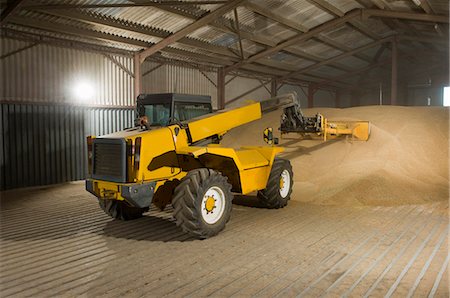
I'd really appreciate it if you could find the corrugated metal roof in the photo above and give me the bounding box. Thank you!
[1,0,447,90]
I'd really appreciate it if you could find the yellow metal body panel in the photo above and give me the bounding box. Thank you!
[187,102,262,143]
[135,128,180,181]
[174,145,283,194]
[239,167,273,194]
[235,150,268,169]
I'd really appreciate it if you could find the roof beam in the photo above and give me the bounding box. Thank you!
[25,1,229,9]
[8,16,236,67]
[307,0,380,40]
[0,0,27,26]
[362,9,449,23]
[1,27,135,57]
[245,2,372,63]
[224,9,362,72]
[366,1,438,54]
[9,16,149,47]
[15,11,320,76]
[150,3,355,73]
[145,3,277,46]
[0,41,38,59]
[399,34,449,46]
[36,9,237,58]
[415,0,445,36]
[138,0,245,62]
[312,58,391,88]
[314,34,372,63]
[279,36,393,81]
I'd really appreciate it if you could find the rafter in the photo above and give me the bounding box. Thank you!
[24,1,229,10]
[1,27,135,57]
[280,36,393,81]
[0,0,27,26]
[35,9,237,58]
[360,1,434,55]
[312,58,391,88]
[232,8,245,59]
[8,16,237,68]
[362,9,449,23]
[103,54,134,78]
[152,2,363,74]
[415,0,446,36]
[224,9,361,73]
[0,41,38,59]
[149,4,276,46]
[138,0,245,62]
[399,35,449,46]
[307,0,380,40]
[245,2,372,63]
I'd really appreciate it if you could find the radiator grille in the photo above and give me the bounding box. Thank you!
[93,140,126,182]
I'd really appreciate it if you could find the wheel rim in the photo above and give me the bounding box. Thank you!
[201,186,226,224]
[279,169,291,198]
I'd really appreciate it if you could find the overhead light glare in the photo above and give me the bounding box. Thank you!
[72,80,95,101]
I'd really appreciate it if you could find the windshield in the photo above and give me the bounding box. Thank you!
[144,104,170,126]
[174,103,211,122]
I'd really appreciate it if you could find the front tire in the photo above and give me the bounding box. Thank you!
[98,199,147,220]
[172,169,233,239]
[257,158,293,209]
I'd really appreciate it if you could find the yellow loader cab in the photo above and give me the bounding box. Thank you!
[86,93,293,239]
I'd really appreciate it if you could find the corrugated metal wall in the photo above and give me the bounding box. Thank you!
[1,38,135,106]
[141,62,218,108]
[0,103,134,190]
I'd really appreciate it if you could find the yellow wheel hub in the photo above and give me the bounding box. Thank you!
[280,176,285,190]
[205,196,216,213]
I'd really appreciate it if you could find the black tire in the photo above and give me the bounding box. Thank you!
[257,158,293,209]
[172,168,233,239]
[98,199,148,220]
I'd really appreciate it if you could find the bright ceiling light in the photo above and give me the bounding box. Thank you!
[72,80,95,101]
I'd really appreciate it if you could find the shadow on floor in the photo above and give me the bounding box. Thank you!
[233,195,266,208]
[100,212,196,243]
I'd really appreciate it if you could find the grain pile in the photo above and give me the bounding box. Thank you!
[222,105,449,206]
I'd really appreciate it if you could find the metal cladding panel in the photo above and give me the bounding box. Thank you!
[167,64,218,109]
[1,38,135,106]
[142,63,218,109]
[0,103,134,190]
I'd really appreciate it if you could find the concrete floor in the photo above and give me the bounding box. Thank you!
[0,182,448,297]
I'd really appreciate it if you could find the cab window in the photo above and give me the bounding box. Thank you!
[144,104,170,126]
[174,103,211,122]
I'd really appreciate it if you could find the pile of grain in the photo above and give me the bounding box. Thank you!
[222,105,449,206]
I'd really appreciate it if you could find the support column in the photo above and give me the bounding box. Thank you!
[217,68,226,110]
[134,53,142,102]
[271,79,277,98]
[308,85,316,108]
[390,38,398,105]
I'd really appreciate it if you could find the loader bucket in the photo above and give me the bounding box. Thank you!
[324,120,370,141]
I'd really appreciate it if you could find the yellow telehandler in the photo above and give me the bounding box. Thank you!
[86,93,294,239]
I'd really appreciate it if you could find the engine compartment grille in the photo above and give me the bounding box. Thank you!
[92,139,127,183]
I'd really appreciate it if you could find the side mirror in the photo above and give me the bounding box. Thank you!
[263,127,274,145]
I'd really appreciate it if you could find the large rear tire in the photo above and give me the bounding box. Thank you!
[172,168,233,239]
[257,158,293,209]
[98,199,148,220]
